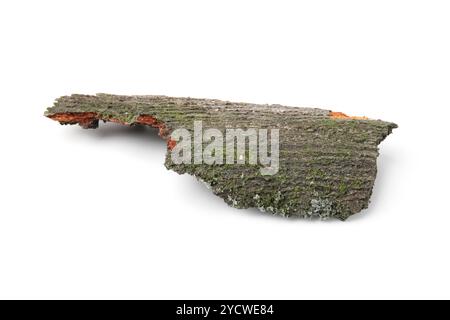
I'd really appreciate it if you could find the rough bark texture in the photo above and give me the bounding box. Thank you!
[45,94,397,220]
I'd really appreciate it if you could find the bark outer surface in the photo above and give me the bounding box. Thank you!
[45,94,397,220]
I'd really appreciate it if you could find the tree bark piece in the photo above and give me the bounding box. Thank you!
[45,94,397,220]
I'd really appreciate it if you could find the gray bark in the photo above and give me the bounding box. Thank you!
[45,94,397,220]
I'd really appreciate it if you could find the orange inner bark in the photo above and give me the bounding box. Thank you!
[329,111,368,120]
[48,112,176,149]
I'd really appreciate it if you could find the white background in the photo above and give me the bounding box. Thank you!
[0,0,449,299]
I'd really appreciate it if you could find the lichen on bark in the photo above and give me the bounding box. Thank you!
[45,93,397,220]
